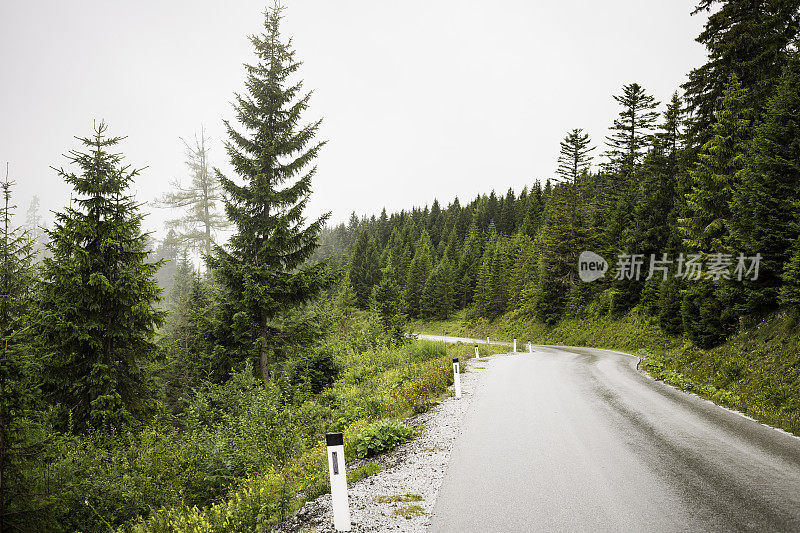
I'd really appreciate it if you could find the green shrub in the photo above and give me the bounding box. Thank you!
[352,419,415,458]
[288,349,341,396]
[681,281,737,348]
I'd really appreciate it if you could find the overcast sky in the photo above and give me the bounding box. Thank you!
[0,1,708,240]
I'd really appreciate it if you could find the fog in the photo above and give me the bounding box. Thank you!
[0,0,707,239]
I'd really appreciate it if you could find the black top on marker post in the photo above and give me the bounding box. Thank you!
[452,357,459,363]
[326,432,343,446]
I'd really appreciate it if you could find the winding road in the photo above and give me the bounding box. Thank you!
[417,336,800,532]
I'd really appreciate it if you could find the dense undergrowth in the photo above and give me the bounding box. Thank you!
[122,334,475,532]
[24,307,475,533]
[413,308,800,436]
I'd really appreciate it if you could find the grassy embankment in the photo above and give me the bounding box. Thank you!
[413,309,800,436]
[123,338,481,532]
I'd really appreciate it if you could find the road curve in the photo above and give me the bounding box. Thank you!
[417,337,800,532]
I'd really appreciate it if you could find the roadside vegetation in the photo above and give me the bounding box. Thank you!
[0,4,475,531]
[4,0,800,531]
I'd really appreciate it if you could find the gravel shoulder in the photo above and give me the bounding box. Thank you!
[272,353,497,532]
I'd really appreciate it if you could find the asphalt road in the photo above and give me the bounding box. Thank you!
[419,339,800,532]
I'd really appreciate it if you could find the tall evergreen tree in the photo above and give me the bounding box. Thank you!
[349,230,381,308]
[370,263,406,342]
[620,97,685,311]
[555,128,594,259]
[680,75,750,253]
[604,83,660,175]
[36,123,164,431]
[556,128,594,185]
[404,231,433,319]
[602,83,660,252]
[455,222,483,308]
[422,257,455,320]
[208,5,330,383]
[533,184,585,323]
[683,0,800,144]
[0,174,37,530]
[155,127,230,258]
[733,54,800,310]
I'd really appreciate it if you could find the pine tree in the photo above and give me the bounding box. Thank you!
[455,222,483,308]
[602,84,660,253]
[36,123,164,431]
[371,263,407,342]
[683,0,800,144]
[604,83,660,175]
[349,230,381,308]
[24,195,46,260]
[620,98,685,311]
[153,229,182,294]
[404,232,433,318]
[0,173,37,530]
[556,129,594,185]
[534,184,585,323]
[498,188,517,235]
[422,257,455,320]
[732,54,800,310]
[555,128,594,262]
[155,127,230,258]
[207,5,330,383]
[680,75,750,253]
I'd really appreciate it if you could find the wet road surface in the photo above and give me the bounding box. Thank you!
[419,340,800,532]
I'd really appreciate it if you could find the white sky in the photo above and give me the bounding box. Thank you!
[0,1,708,240]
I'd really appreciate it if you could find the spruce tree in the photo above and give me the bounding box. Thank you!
[604,83,660,175]
[207,5,330,383]
[422,258,455,320]
[455,221,483,308]
[349,230,381,308]
[371,264,407,342]
[36,123,164,431]
[0,174,37,530]
[556,129,594,185]
[534,184,584,323]
[602,83,660,252]
[555,128,594,265]
[683,0,800,144]
[732,54,800,310]
[620,99,685,312]
[155,128,230,258]
[404,232,433,318]
[680,75,750,253]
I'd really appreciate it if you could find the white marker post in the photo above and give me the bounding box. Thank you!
[326,432,351,532]
[513,338,517,353]
[474,344,480,359]
[453,357,461,398]
[487,336,490,345]
[528,342,533,353]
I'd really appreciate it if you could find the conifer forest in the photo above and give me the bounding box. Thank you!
[1,1,800,531]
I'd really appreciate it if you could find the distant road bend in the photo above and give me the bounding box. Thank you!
[417,335,800,532]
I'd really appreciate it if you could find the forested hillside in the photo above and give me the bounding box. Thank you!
[0,5,480,532]
[327,1,800,350]
[1,0,799,531]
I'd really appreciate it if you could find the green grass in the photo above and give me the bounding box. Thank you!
[374,493,423,503]
[392,504,426,519]
[413,308,800,436]
[347,462,382,484]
